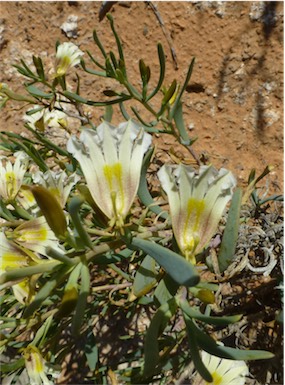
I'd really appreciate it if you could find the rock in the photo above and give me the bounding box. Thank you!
[249,2,265,22]
[262,81,277,94]
[61,15,79,38]
[214,2,226,18]
[249,2,278,25]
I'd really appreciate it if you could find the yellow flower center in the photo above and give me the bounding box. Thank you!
[206,371,223,385]
[17,227,48,243]
[5,171,17,200]
[2,253,28,270]
[103,163,125,216]
[57,55,71,76]
[24,345,45,374]
[182,198,205,261]
[33,351,44,373]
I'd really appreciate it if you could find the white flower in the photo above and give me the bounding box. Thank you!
[17,185,39,213]
[67,120,152,228]
[0,151,29,202]
[55,41,84,77]
[0,231,38,303]
[23,345,59,385]
[158,164,236,264]
[33,170,80,207]
[6,216,62,257]
[17,169,79,213]
[197,351,249,385]
[24,106,67,131]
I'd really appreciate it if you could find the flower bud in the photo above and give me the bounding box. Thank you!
[30,185,67,239]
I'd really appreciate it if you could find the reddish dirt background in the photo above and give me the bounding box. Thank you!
[0,1,283,192]
[0,3,283,384]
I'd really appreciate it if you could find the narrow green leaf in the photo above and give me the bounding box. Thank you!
[25,125,70,157]
[20,59,36,76]
[147,43,165,101]
[46,247,77,266]
[93,30,107,59]
[195,281,220,291]
[26,85,53,99]
[105,56,116,77]
[68,196,94,250]
[218,188,242,272]
[32,56,45,80]
[179,299,242,326]
[259,194,283,205]
[57,264,81,318]
[130,107,154,128]
[247,168,256,184]
[104,105,113,122]
[119,101,130,120]
[85,51,106,70]
[88,245,131,265]
[81,62,106,77]
[75,72,81,96]
[131,238,200,287]
[33,314,54,348]
[162,79,177,105]
[95,96,132,106]
[154,274,179,307]
[173,101,192,145]
[13,64,38,79]
[115,68,125,84]
[139,59,151,100]
[138,148,168,219]
[110,51,118,70]
[0,199,17,221]
[10,139,49,172]
[63,90,131,106]
[193,320,274,360]
[133,255,158,298]
[254,165,273,185]
[183,314,213,382]
[0,261,61,284]
[169,57,195,119]
[143,298,177,377]
[139,59,151,85]
[23,264,72,318]
[63,90,89,104]
[25,106,45,115]
[107,14,126,76]
[0,357,25,373]
[71,260,90,335]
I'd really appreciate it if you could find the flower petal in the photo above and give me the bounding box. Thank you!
[10,216,61,257]
[158,164,236,263]
[67,121,151,226]
[55,42,84,77]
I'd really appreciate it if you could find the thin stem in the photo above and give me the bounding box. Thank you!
[109,263,131,281]
[92,282,132,293]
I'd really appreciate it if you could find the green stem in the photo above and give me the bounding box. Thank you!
[86,239,124,263]
[11,202,33,220]
[109,263,131,281]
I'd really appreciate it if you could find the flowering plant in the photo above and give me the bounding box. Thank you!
[158,164,236,264]
[0,15,281,385]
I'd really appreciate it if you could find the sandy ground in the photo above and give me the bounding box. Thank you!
[0,1,283,193]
